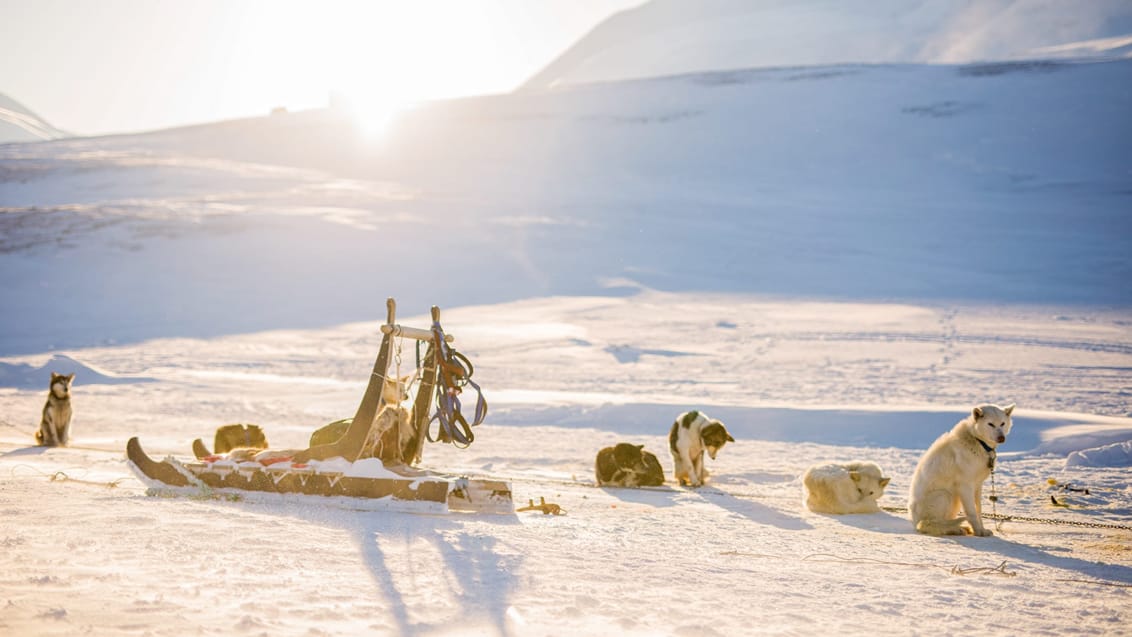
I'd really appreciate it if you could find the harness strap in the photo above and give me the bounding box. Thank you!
[426,319,488,448]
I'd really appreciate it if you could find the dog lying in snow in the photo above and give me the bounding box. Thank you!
[802,461,891,514]
[36,372,74,447]
[908,403,1014,536]
[212,423,268,455]
[669,410,734,487]
[192,425,278,462]
[594,443,665,487]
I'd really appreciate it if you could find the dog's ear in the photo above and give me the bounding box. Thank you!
[972,406,984,420]
[849,471,861,482]
[712,421,735,442]
[880,477,891,488]
[1004,403,1015,416]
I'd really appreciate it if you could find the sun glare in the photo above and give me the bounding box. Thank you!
[355,103,400,138]
[336,90,407,139]
[213,1,546,140]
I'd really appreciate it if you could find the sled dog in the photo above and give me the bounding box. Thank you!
[669,410,734,487]
[383,373,413,403]
[213,424,268,454]
[595,442,665,487]
[909,403,1015,536]
[802,461,890,514]
[308,404,412,461]
[308,373,412,449]
[36,372,74,447]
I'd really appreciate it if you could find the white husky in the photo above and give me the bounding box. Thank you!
[802,461,890,514]
[908,403,1014,536]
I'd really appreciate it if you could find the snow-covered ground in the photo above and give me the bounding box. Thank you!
[1,295,1131,636]
[2,25,1131,637]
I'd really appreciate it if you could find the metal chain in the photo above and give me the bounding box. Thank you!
[881,505,1132,531]
[982,513,1132,531]
[989,467,1005,532]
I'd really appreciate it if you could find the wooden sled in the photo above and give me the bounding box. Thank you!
[126,299,512,514]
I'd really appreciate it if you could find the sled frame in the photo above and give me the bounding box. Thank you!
[295,298,447,465]
[126,298,512,514]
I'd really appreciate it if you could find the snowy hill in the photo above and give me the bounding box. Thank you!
[522,0,1132,90]
[2,59,1129,354]
[0,93,67,143]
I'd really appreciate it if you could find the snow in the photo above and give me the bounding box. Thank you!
[0,93,67,143]
[522,0,1132,90]
[2,293,1130,635]
[1067,441,1132,468]
[2,11,1132,636]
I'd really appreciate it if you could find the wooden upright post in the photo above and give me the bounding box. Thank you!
[294,298,397,463]
[403,305,442,464]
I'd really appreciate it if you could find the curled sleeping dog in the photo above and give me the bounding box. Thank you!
[595,442,665,487]
[802,461,891,514]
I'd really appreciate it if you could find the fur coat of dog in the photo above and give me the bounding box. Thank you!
[908,403,1014,536]
[36,372,74,447]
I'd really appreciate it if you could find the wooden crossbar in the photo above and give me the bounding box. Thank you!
[380,324,453,343]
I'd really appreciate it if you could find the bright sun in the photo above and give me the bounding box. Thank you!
[335,89,406,139]
[225,1,528,139]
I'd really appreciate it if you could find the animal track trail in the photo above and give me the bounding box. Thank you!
[937,308,960,367]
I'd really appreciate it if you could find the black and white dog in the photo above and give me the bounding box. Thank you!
[668,410,734,487]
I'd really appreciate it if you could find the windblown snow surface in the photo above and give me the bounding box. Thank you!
[2,55,1132,637]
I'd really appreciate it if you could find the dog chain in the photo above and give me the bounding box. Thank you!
[880,504,1132,531]
[981,513,1132,531]
[989,467,1002,531]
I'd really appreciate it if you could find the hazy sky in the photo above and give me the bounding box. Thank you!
[1,0,645,136]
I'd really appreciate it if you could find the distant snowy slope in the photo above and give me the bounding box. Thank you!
[1,60,1130,353]
[522,0,1132,90]
[0,93,67,143]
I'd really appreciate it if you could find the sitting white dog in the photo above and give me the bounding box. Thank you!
[909,403,1014,536]
[802,461,891,514]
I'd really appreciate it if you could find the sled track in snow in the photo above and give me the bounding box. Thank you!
[791,331,1132,356]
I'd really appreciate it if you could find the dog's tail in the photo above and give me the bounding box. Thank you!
[914,517,968,536]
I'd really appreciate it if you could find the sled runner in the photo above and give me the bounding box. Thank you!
[126,299,511,514]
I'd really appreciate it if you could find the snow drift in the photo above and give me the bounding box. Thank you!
[1067,440,1132,467]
